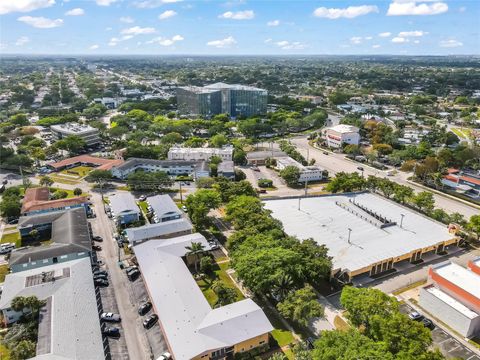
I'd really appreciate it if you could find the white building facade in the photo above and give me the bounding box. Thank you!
[322,125,360,148]
[168,146,234,162]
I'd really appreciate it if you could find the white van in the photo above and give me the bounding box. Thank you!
[0,243,15,254]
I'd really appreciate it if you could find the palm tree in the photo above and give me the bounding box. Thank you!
[273,274,294,301]
[39,176,54,187]
[185,242,205,273]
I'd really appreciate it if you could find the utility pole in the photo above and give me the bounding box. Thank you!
[179,181,183,204]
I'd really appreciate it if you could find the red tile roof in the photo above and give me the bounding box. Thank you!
[50,155,123,170]
[23,187,50,204]
[22,187,89,213]
[460,175,480,186]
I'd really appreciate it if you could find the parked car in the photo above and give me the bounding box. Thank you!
[357,166,364,172]
[158,352,172,360]
[92,236,103,242]
[252,167,260,172]
[138,301,152,316]
[143,314,158,329]
[139,195,146,201]
[102,326,120,337]
[93,270,108,277]
[208,241,219,251]
[422,317,434,329]
[100,312,121,322]
[94,279,109,287]
[408,311,424,321]
[128,269,140,282]
[0,243,15,254]
[181,205,187,212]
[323,151,329,155]
[92,245,102,251]
[94,274,108,281]
[2,179,7,184]
[125,266,138,274]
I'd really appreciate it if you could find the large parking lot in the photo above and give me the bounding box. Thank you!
[399,303,480,360]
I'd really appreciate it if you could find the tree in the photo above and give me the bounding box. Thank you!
[10,113,29,126]
[0,196,21,218]
[73,188,82,196]
[39,176,54,187]
[277,285,324,327]
[392,184,414,204]
[340,287,399,330]
[55,135,86,155]
[51,190,68,200]
[185,189,221,230]
[268,353,287,360]
[161,132,183,145]
[258,178,273,188]
[273,273,294,301]
[225,195,264,229]
[467,215,480,240]
[210,134,228,148]
[412,191,435,214]
[185,241,205,273]
[344,144,360,155]
[10,295,44,320]
[280,165,300,187]
[326,172,366,193]
[86,169,113,183]
[211,280,237,306]
[200,256,213,273]
[127,170,173,190]
[10,340,36,360]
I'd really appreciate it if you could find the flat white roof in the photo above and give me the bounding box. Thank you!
[0,258,104,360]
[327,124,359,134]
[109,192,139,215]
[433,262,480,301]
[125,218,193,243]
[263,193,453,273]
[135,234,273,360]
[425,285,479,319]
[168,146,233,155]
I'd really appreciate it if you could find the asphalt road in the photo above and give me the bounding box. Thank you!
[290,136,479,218]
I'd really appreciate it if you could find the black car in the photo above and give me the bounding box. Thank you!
[102,326,120,337]
[127,269,140,282]
[138,302,152,316]
[94,279,109,287]
[92,236,103,242]
[143,314,158,329]
[125,266,138,274]
[422,318,434,329]
[93,270,108,277]
[92,245,102,251]
[94,274,108,280]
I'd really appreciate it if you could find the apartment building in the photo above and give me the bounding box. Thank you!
[167,146,234,162]
[50,122,100,147]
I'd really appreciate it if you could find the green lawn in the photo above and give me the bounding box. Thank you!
[138,201,149,214]
[49,187,80,198]
[196,260,245,307]
[1,231,21,248]
[48,175,80,185]
[60,166,93,179]
[0,265,9,283]
[0,341,10,360]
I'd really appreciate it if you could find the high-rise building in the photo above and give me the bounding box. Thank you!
[177,82,267,117]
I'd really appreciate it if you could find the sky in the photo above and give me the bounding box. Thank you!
[0,0,478,55]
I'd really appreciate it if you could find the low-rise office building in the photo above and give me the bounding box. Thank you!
[111,158,209,180]
[21,187,89,216]
[168,146,234,162]
[124,218,193,246]
[246,150,287,166]
[146,194,182,223]
[13,208,92,272]
[275,157,327,183]
[135,233,273,359]
[322,124,360,148]
[420,260,480,338]
[50,123,101,147]
[109,192,140,225]
[217,160,235,180]
[264,192,458,283]
[0,257,105,359]
[49,154,124,172]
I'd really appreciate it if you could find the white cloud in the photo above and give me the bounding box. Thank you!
[108,37,120,46]
[105,27,113,31]
[267,20,280,26]
[379,32,392,37]
[122,35,134,40]
[133,0,182,8]
[313,5,378,19]
[392,36,408,43]
[96,0,117,6]
[158,10,177,20]
[387,1,448,16]
[65,8,84,16]
[121,26,156,35]
[219,10,254,20]
[264,38,272,43]
[372,44,381,48]
[413,40,420,44]
[120,16,134,23]
[275,40,306,50]
[15,36,30,46]
[147,34,184,46]
[0,0,55,15]
[89,44,99,50]
[207,36,236,48]
[350,36,363,45]
[439,39,463,48]
[18,16,63,28]
[365,36,373,40]
[459,6,466,13]
[398,30,427,37]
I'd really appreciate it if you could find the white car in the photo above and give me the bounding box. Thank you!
[157,352,172,360]
[0,243,15,254]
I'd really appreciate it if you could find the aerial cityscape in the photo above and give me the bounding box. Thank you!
[0,0,480,359]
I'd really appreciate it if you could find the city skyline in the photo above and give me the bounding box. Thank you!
[1,0,478,56]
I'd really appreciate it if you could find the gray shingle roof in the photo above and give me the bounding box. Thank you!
[109,192,139,215]
[125,218,192,243]
[147,195,181,219]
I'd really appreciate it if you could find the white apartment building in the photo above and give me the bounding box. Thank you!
[50,122,100,147]
[275,156,326,183]
[322,124,360,148]
[168,146,234,162]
